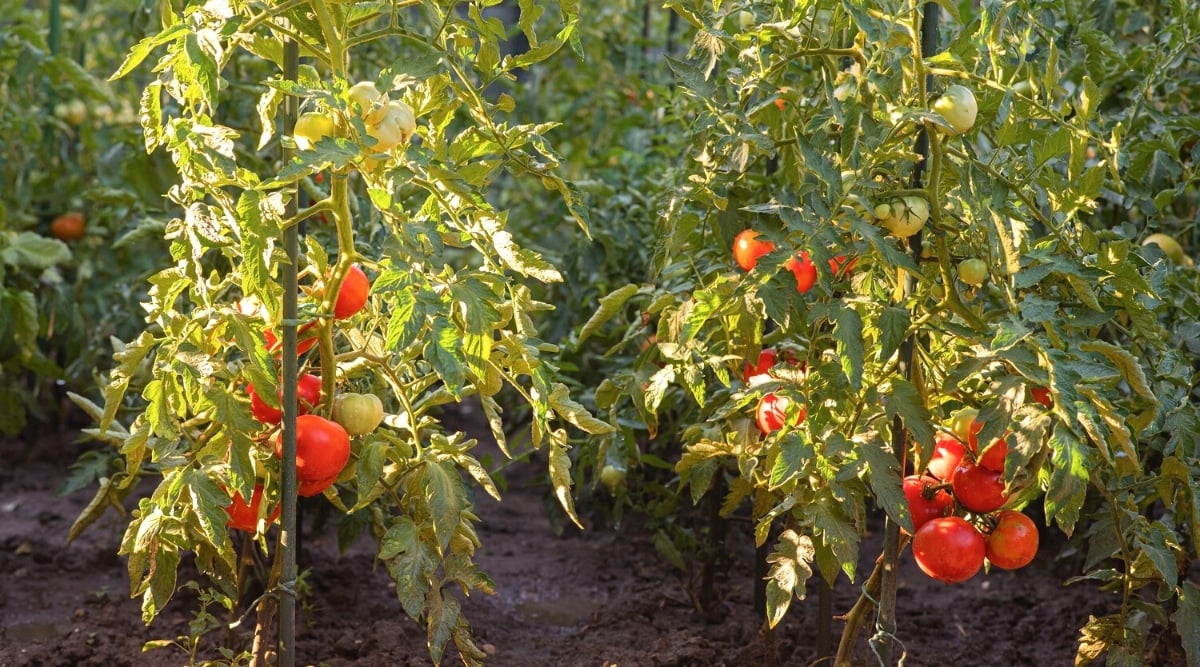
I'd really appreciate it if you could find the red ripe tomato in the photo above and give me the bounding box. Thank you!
[247,374,322,425]
[333,265,370,319]
[926,432,966,481]
[903,475,954,532]
[298,474,339,498]
[1030,386,1052,409]
[732,229,776,271]
[743,348,778,383]
[985,510,1039,570]
[225,484,280,532]
[785,252,817,294]
[756,393,805,434]
[264,321,319,356]
[829,254,857,278]
[239,296,318,356]
[957,414,1008,472]
[975,436,1009,472]
[951,461,1009,513]
[912,516,986,584]
[50,212,86,241]
[274,414,351,485]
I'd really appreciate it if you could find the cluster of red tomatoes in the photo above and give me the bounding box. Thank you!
[905,409,1044,584]
[743,339,1046,585]
[225,265,374,532]
[732,229,856,295]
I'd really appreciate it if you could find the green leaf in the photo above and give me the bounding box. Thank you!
[876,306,909,363]
[1171,581,1200,667]
[1076,615,1122,666]
[764,529,815,629]
[578,284,639,345]
[67,476,117,544]
[548,429,582,528]
[110,24,186,80]
[426,587,461,666]
[0,232,71,269]
[420,461,464,553]
[386,286,424,352]
[1045,424,1090,536]
[1079,341,1158,407]
[884,378,934,451]
[810,491,859,582]
[380,516,437,619]
[665,54,715,97]
[352,438,388,510]
[859,436,910,533]
[549,383,614,435]
[831,306,864,389]
[1133,522,1180,591]
[769,433,812,489]
[490,228,562,283]
[425,317,466,398]
[101,333,155,434]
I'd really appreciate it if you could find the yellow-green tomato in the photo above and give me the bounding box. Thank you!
[950,408,979,444]
[54,99,88,126]
[933,84,978,135]
[957,258,988,286]
[348,81,388,124]
[364,100,415,152]
[332,392,384,436]
[880,196,929,238]
[1142,233,1185,264]
[294,111,337,150]
[599,464,626,491]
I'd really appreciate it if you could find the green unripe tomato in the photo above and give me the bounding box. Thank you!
[332,392,385,436]
[933,84,978,135]
[599,464,626,491]
[957,258,988,286]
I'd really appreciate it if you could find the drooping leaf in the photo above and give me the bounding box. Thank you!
[764,529,815,628]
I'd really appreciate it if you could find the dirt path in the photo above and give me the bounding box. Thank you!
[1,411,1127,666]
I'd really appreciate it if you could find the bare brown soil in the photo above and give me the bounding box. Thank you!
[0,408,1156,667]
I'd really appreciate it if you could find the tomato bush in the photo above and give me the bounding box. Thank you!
[573,0,1200,661]
[66,1,611,663]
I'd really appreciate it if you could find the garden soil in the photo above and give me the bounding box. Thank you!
[0,404,1170,667]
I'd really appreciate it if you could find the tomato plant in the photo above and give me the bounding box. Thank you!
[66,1,610,663]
